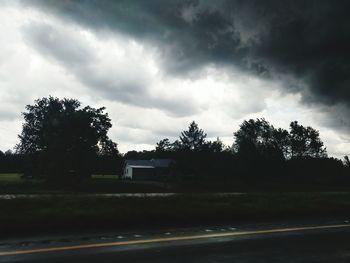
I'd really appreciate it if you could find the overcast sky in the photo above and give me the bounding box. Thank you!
[0,0,349,158]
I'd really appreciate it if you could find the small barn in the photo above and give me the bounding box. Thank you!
[123,159,174,180]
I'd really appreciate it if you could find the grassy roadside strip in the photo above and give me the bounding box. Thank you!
[1,192,350,237]
[2,173,350,194]
[0,174,170,194]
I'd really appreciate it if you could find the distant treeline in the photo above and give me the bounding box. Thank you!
[124,120,350,183]
[0,97,349,186]
[2,118,348,184]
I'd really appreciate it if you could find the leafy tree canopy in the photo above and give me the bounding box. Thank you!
[289,121,327,158]
[155,138,173,153]
[344,156,350,167]
[234,118,327,161]
[233,118,285,161]
[201,137,226,153]
[16,97,117,180]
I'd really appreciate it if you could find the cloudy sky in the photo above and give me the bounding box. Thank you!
[0,0,349,158]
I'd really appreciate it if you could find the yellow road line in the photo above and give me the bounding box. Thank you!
[1,224,349,256]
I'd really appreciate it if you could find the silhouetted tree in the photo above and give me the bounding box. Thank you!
[272,128,291,159]
[0,151,4,173]
[4,150,13,155]
[344,156,350,167]
[16,97,117,181]
[203,137,225,153]
[124,150,156,160]
[98,138,119,156]
[171,139,183,152]
[0,150,27,174]
[155,138,173,153]
[233,118,284,161]
[179,121,207,151]
[289,121,327,158]
[95,138,121,175]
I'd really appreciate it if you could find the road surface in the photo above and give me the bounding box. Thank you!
[1,222,350,262]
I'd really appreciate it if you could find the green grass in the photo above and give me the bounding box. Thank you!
[0,173,22,183]
[2,173,350,194]
[0,173,169,194]
[0,173,119,183]
[1,192,350,237]
[91,174,119,179]
[0,173,48,194]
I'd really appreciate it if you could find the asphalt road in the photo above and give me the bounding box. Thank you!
[2,223,350,262]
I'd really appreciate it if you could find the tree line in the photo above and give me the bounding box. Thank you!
[130,120,349,185]
[154,119,327,160]
[0,97,349,185]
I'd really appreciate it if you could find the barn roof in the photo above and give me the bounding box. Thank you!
[128,165,154,169]
[125,159,174,168]
[152,159,174,167]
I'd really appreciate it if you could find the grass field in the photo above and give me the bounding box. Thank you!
[0,173,22,182]
[2,173,350,194]
[0,173,170,194]
[0,173,120,183]
[1,174,350,237]
[1,192,350,237]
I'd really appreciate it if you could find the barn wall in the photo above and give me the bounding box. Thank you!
[132,168,155,180]
[124,165,132,179]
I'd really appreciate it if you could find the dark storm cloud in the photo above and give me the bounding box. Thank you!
[21,20,198,117]
[22,22,93,66]
[24,0,350,120]
[240,1,350,106]
[22,0,246,74]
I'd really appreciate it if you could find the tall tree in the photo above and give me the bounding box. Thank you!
[272,128,291,159]
[344,156,350,167]
[16,97,117,180]
[234,119,273,147]
[155,138,173,153]
[98,139,119,156]
[233,118,285,161]
[202,137,225,153]
[179,121,207,151]
[289,121,327,158]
